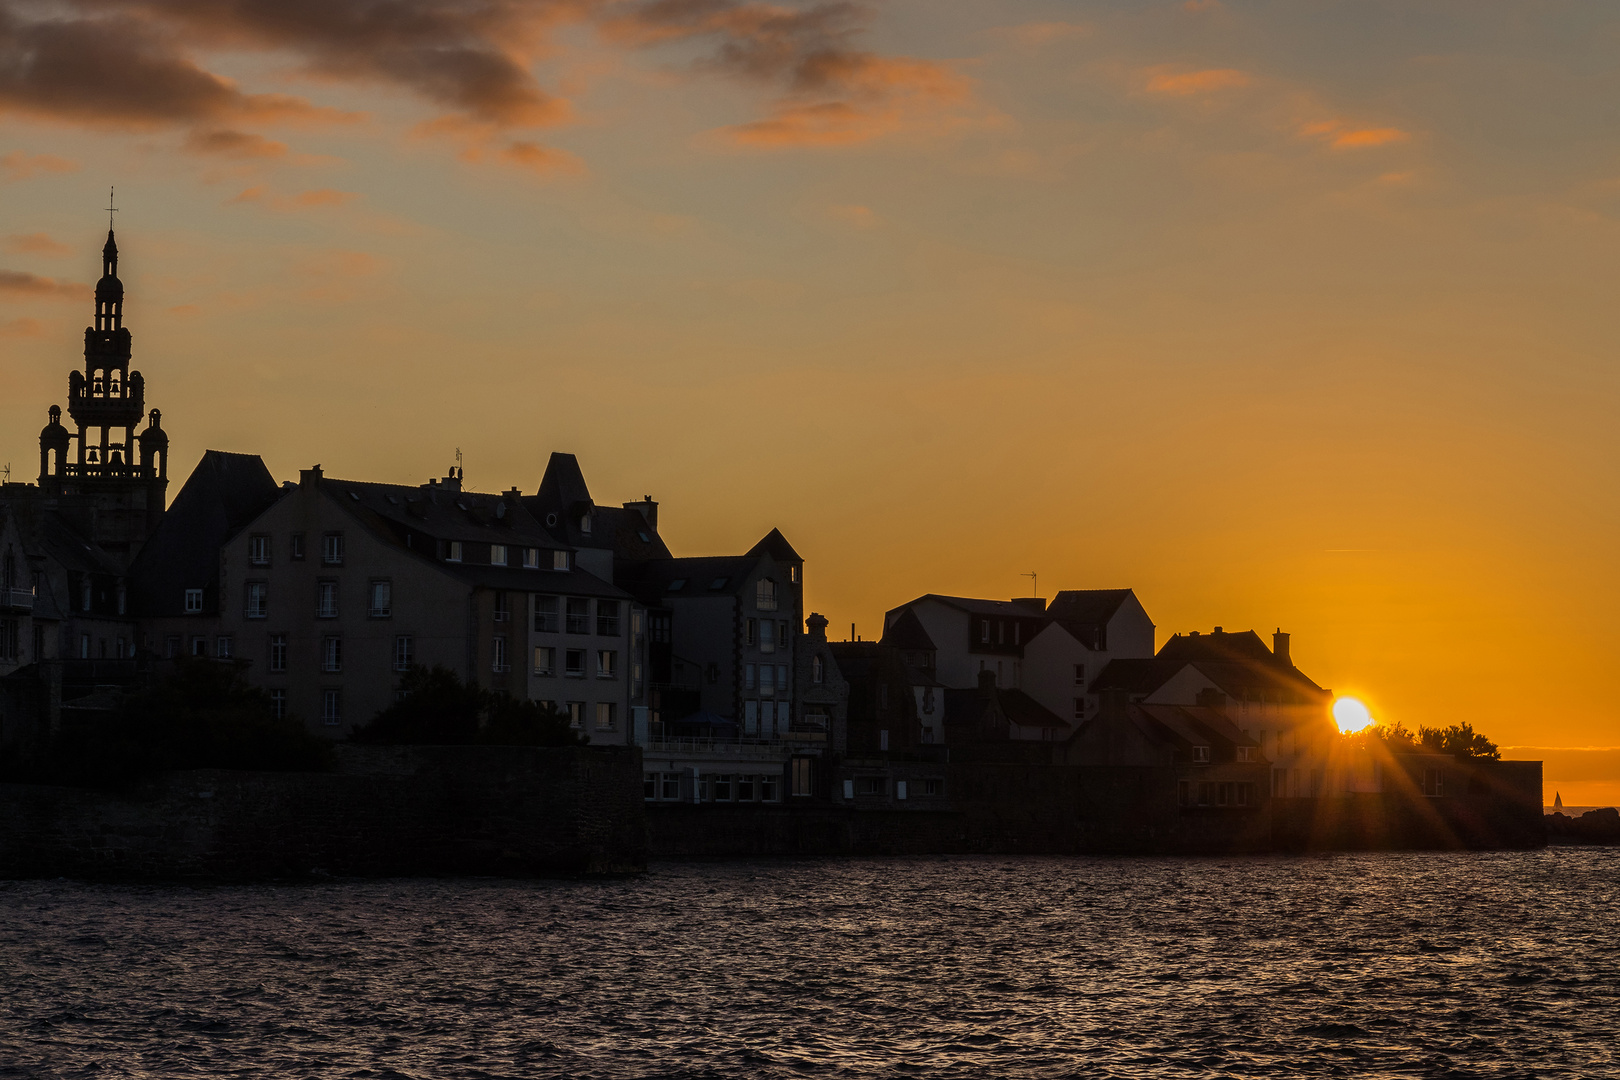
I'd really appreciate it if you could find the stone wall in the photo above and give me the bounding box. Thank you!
[0,744,646,880]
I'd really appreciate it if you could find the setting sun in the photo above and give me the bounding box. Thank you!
[1333,697,1374,733]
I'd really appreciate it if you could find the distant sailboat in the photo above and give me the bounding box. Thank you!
[1555,792,1564,809]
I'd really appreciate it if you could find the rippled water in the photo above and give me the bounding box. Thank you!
[2,850,1616,1078]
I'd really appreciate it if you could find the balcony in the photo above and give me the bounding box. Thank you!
[0,588,33,612]
[643,736,795,758]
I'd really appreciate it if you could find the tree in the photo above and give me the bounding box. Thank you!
[1418,722,1500,760]
[349,665,588,747]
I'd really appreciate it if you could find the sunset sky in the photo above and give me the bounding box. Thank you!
[3,0,1617,802]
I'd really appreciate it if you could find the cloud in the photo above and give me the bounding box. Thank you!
[0,151,79,181]
[1299,119,1413,149]
[825,203,876,227]
[0,316,45,338]
[184,128,288,158]
[227,186,361,211]
[0,269,86,299]
[1144,67,1251,96]
[2,233,71,255]
[996,22,1091,47]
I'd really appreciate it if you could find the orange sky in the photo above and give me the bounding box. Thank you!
[3,0,1617,804]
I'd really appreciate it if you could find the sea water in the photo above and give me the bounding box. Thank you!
[2,849,1615,1078]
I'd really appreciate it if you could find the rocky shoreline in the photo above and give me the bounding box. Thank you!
[1545,807,1620,845]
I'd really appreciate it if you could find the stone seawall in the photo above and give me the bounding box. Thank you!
[0,745,646,880]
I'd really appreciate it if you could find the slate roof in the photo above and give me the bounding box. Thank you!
[942,685,1069,733]
[129,451,283,616]
[886,593,1047,621]
[746,528,802,564]
[881,608,938,652]
[1088,629,1329,703]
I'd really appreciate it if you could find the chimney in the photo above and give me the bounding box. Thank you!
[299,464,323,488]
[624,496,658,530]
[806,612,829,643]
[1273,629,1291,666]
[442,469,462,493]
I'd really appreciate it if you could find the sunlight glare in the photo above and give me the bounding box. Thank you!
[1333,697,1373,733]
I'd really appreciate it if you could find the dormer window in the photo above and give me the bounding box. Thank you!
[523,548,539,569]
[184,588,203,614]
[552,550,570,571]
[490,544,508,566]
[580,514,592,534]
[446,541,463,563]
[980,620,990,644]
[1192,745,1211,763]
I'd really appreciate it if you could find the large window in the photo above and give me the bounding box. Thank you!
[595,702,616,731]
[493,591,510,623]
[216,636,233,659]
[322,532,344,565]
[565,701,584,729]
[245,582,268,619]
[317,581,338,619]
[534,595,559,633]
[492,635,509,673]
[736,775,756,802]
[759,619,775,654]
[394,635,413,671]
[270,689,286,719]
[812,656,824,684]
[596,600,620,636]
[713,774,732,801]
[564,598,590,635]
[596,650,617,679]
[756,578,777,611]
[791,758,814,797]
[368,581,391,618]
[552,550,570,571]
[184,588,203,614]
[533,646,555,676]
[745,664,756,690]
[446,541,463,563]
[322,636,342,672]
[490,544,508,567]
[249,534,270,566]
[760,774,779,802]
[1073,663,1086,684]
[564,649,585,678]
[321,689,342,726]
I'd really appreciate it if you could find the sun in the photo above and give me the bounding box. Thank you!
[1333,696,1374,733]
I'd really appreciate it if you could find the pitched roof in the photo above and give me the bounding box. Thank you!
[881,608,937,652]
[1088,628,1328,702]
[886,593,1047,621]
[328,476,558,547]
[619,553,760,604]
[746,527,802,563]
[128,450,282,616]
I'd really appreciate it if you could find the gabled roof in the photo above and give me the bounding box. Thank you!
[328,476,557,547]
[620,553,760,604]
[1087,628,1328,703]
[886,593,1046,621]
[746,527,801,563]
[881,608,937,652]
[129,450,282,616]
[1136,704,1256,748]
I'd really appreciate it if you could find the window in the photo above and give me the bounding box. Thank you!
[534,646,555,675]
[1236,746,1255,762]
[264,633,287,673]
[1073,663,1086,684]
[777,665,788,695]
[216,636,233,659]
[322,532,344,565]
[317,581,338,618]
[321,689,342,726]
[595,702,616,731]
[644,773,657,800]
[534,595,559,633]
[714,774,732,801]
[394,636,413,672]
[290,533,305,561]
[190,636,206,657]
[490,544,508,566]
[855,776,886,796]
[0,619,16,662]
[760,774,779,802]
[81,579,93,612]
[1192,745,1211,763]
[745,618,757,645]
[446,541,463,563]
[922,778,943,797]
[1423,768,1446,798]
[789,565,799,584]
[270,689,286,720]
[708,576,728,591]
[1178,780,1192,807]
[493,591,510,623]
[492,635,509,673]
[566,701,584,728]
[523,548,539,569]
[736,775,755,801]
[596,600,620,636]
[246,582,268,619]
[1073,698,1086,720]
[777,621,789,648]
[565,649,585,678]
[597,650,617,679]
[580,514,592,535]
[249,534,270,565]
[322,636,342,672]
[369,581,392,618]
[552,550,570,571]
[1235,782,1254,807]
[760,619,775,654]
[661,772,682,800]
[758,666,773,696]
[164,635,180,659]
[1273,768,1288,798]
[791,758,814,796]
[631,661,643,698]
[184,588,203,614]
[565,598,590,634]
[756,578,777,611]
[744,699,759,734]
[666,578,685,592]
[980,619,990,644]
[745,664,756,690]
[812,656,824,684]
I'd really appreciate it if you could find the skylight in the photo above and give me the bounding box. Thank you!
[667,579,686,592]
[709,577,729,590]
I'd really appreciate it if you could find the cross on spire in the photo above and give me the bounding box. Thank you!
[106,186,118,229]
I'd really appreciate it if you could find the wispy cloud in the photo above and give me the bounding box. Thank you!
[0,316,45,338]
[184,129,289,159]
[2,233,70,255]
[0,151,78,182]
[228,187,361,211]
[1300,119,1412,149]
[0,269,85,298]
[1144,67,1251,96]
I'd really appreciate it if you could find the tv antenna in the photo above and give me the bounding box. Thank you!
[2,463,10,484]
[455,446,463,481]
[1022,571,1037,597]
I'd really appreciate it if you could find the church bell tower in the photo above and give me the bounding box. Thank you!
[37,222,169,557]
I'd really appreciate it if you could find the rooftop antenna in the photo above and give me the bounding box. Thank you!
[455,446,463,481]
[2,463,10,484]
[106,186,117,229]
[1022,571,1037,597]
